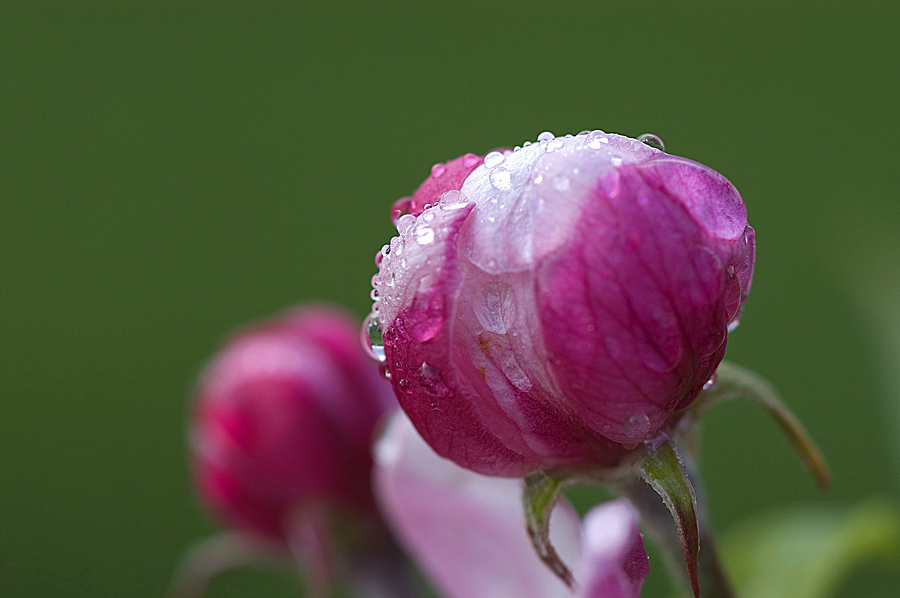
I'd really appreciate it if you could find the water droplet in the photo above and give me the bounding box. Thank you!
[419,362,452,397]
[637,133,665,151]
[727,319,741,333]
[500,353,532,391]
[484,151,505,168]
[369,288,379,300]
[474,281,514,334]
[489,166,511,190]
[547,138,564,152]
[587,130,609,149]
[381,243,391,257]
[392,197,413,224]
[422,211,435,222]
[362,314,386,363]
[610,155,623,166]
[396,214,416,235]
[537,131,555,142]
[623,413,651,438]
[420,362,439,379]
[532,174,544,185]
[462,153,480,168]
[431,163,446,178]
[440,189,469,209]
[374,249,384,267]
[552,176,570,191]
[415,226,435,245]
[702,374,717,390]
[598,171,620,198]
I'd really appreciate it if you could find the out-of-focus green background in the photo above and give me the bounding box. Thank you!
[2,2,899,597]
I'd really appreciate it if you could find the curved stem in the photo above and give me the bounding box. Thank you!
[166,532,289,598]
[693,362,830,488]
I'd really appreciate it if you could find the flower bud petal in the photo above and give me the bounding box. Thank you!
[374,131,755,474]
[192,306,395,545]
[391,152,486,222]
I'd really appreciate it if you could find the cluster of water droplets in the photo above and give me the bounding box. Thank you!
[481,129,658,195]
[362,165,478,370]
[362,129,667,379]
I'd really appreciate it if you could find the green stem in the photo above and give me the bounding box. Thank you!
[693,362,830,488]
[166,532,290,598]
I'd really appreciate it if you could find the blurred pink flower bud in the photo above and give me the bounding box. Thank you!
[191,306,397,546]
[368,131,755,476]
[374,410,649,598]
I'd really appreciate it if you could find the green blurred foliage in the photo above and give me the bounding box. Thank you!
[722,500,900,598]
[1,2,898,597]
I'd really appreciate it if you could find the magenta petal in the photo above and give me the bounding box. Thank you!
[535,159,752,444]
[574,501,649,598]
[374,411,581,598]
[374,131,754,474]
[192,306,394,545]
[391,152,486,222]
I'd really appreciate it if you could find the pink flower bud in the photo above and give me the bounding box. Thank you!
[370,131,755,476]
[191,306,397,545]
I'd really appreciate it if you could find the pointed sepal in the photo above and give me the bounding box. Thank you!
[637,441,701,598]
[523,470,576,589]
[693,361,830,488]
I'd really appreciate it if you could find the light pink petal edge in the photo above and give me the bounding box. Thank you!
[574,500,649,598]
[374,411,580,598]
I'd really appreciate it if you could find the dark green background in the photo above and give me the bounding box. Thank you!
[3,2,899,597]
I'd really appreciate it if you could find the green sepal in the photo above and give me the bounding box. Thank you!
[522,470,575,588]
[693,361,830,488]
[638,441,701,598]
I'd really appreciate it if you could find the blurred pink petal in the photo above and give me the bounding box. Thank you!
[374,411,580,598]
[575,501,649,598]
[192,306,396,546]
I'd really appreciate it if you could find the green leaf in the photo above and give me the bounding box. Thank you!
[720,499,900,598]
